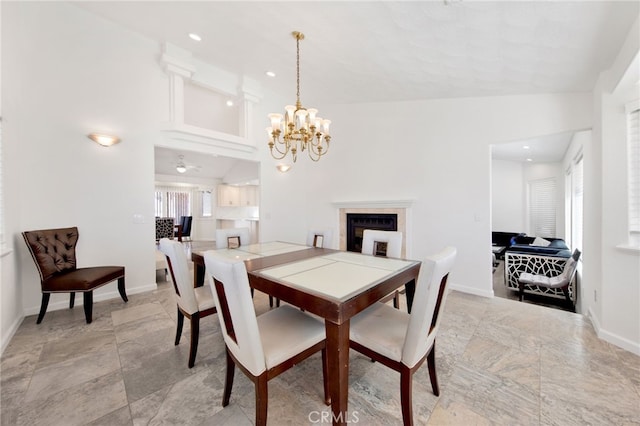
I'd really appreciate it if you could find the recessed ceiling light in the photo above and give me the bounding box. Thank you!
[526,158,533,162]
[266,71,276,77]
[188,33,202,42]
[523,145,530,149]
[226,100,234,107]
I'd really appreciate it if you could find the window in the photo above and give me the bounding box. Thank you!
[155,185,191,221]
[627,100,640,245]
[566,154,584,251]
[201,190,212,217]
[529,177,556,238]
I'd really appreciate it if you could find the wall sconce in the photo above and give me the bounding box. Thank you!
[276,164,291,173]
[88,133,120,147]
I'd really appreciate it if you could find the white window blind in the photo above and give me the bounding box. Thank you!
[154,185,191,221]
[529,177,556,238]
[627,102,640,236]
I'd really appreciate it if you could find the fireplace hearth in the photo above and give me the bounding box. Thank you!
[346,213,398,253]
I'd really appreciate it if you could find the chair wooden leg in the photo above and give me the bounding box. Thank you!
[117,277,128,302]
[223,349,235,407]
[321,348,331,405]
[255,373,268,426]
[175,307,184,346]
[269,296,273,308]
[562,286,574,312]
[69,292,75,309]
[427,343,439,396]
[400,365,414,426]
[188,313,200,368]
[36,293,50,324]
[83,291,93,324]
[393,291,400,309]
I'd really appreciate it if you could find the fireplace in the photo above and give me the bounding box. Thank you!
[346,213,398,253]
[334,200,412,258]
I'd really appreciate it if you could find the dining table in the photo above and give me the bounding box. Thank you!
[191,241,421,425]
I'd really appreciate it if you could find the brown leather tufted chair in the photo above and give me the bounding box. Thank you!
[22,227,128,324]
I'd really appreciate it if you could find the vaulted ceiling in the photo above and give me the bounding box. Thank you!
[74,1,638,169]
[75,1,638,104]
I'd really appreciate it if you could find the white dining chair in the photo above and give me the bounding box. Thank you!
[215,227,251,249]
[362,229,404,308]
[159,238,216,368]
[349,246,457,426]
[203,252,329,426]
[361,229,403,258]
[306,229,333,248]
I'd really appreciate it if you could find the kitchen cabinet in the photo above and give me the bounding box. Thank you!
[217,185,240,206]
[218,184,258,207]
[240,185,259,206]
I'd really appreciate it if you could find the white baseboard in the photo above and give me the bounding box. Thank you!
[587,307,640,356]
[449,282,494,299]
[1,314,24,354]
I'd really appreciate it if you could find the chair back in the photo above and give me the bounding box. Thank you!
[361,230,402,258]
[22,227,79,283]
[159,238,198,314]
[204,252,266,376]
[307,229,333,248]
[180,216,193,237]
[156,217,175,241]
[402,246,457,368]
[215,228,250,249]
[558,249,581,284]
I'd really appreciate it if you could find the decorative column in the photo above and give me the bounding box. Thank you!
[160,52,196,126]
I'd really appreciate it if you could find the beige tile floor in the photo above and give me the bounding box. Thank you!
[2,252,639,425]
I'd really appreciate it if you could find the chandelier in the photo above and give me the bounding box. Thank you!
[267,31,331,163]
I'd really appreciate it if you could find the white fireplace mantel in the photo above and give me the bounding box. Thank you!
[331,199,414,209]
[333,200,414,257]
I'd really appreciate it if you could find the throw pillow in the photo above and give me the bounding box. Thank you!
[532,236,551,247]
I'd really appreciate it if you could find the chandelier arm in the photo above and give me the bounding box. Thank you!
[272,141,290,156]
[269,145,289,160]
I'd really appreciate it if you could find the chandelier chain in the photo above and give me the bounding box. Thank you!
[296,35,301,107]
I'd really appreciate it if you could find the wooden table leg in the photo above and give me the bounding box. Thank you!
[404,278,416,313]
[325,319,350,426]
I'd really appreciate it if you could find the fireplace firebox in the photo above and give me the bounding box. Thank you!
[346,213,398,253]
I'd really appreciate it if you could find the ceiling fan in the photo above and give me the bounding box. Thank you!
[174,155,201,174]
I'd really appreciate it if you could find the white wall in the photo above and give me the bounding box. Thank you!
[491,160,524,232]
[259,94,592,299]
[588,17,640,354]
[2,2,169,347]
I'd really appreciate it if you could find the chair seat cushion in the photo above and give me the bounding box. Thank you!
[518,272,564,288]
[258,305,326,370]
[43,266,124,292]
[350,302,409,362]
[194,285,215,311]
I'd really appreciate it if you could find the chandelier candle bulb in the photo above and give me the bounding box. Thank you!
[267,31,332,163]
[322,120,331,134]
[285,105,296,122]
